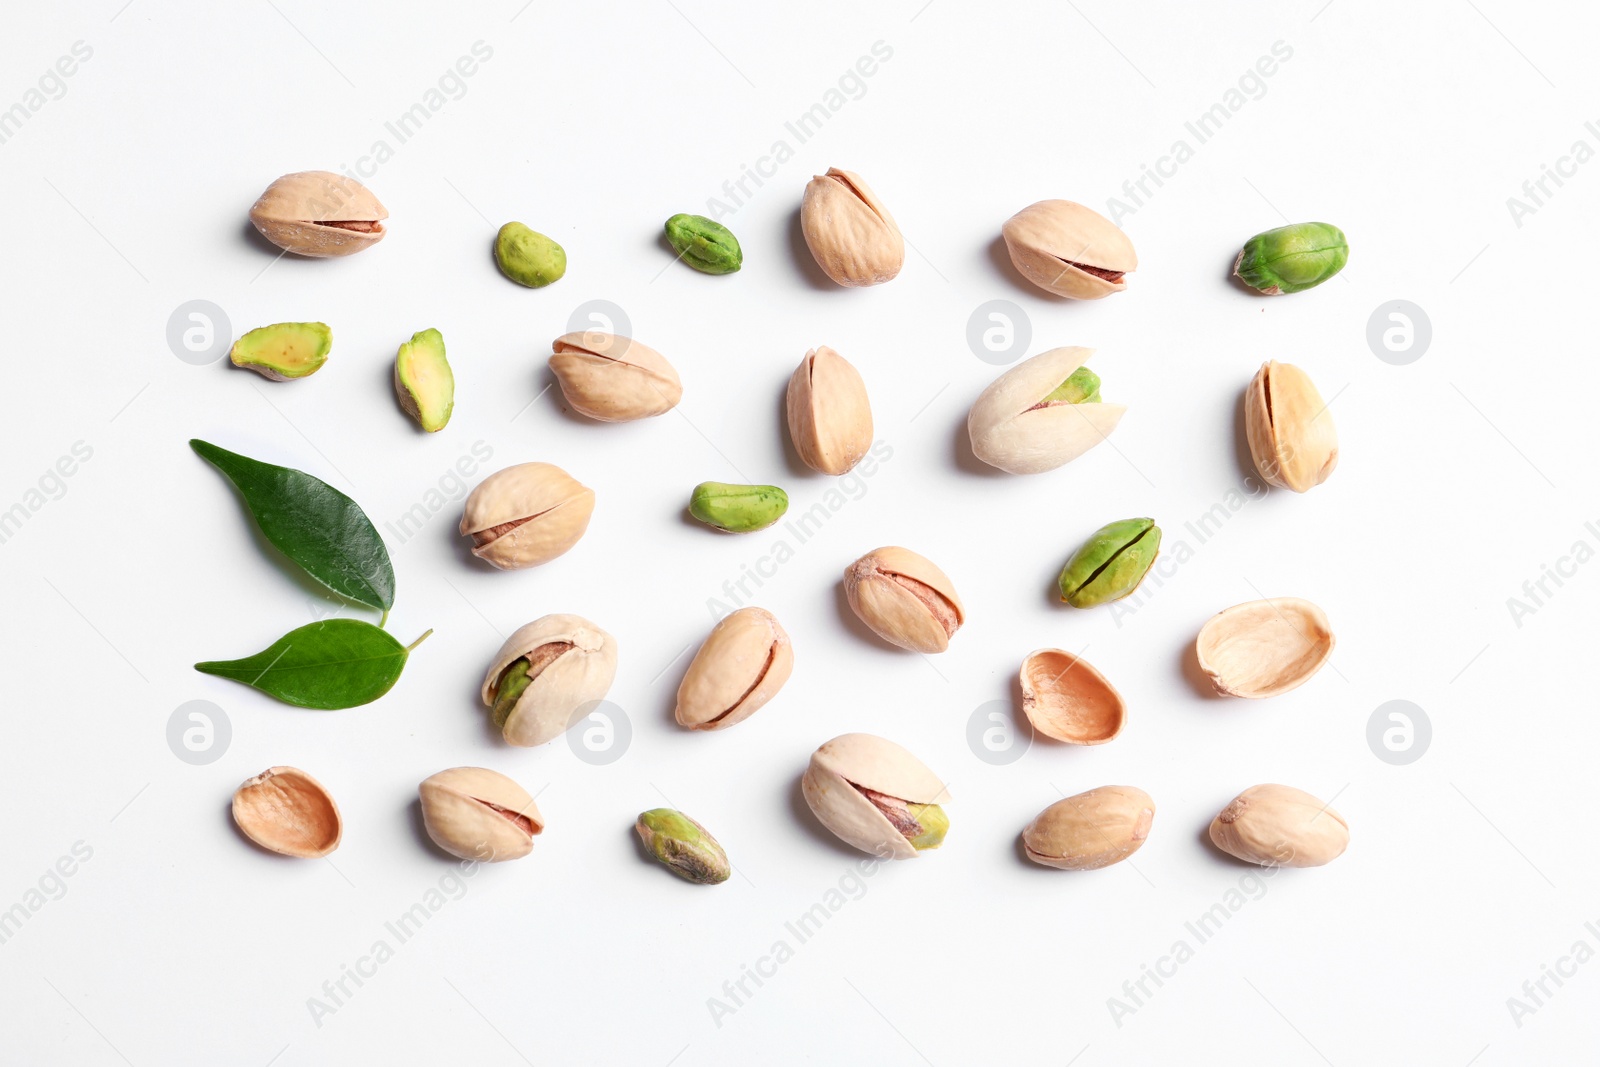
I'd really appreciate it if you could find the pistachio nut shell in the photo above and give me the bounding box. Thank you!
[1022,786,1155,870]
[1196,597,1334,699]
[481,614,619,746]
[549,332,682,422]
[249,171,387,258]
[419,767,544,862]
[1018,649,1126,744]
[844,546,964,653]
[1057,518,1161,607]
[1245,361,1338,492]
[802,733,949,859]
[1001,200,1136,299]
[800,168,904,287]
[967,347,1126,474]
[231,766,342,858]
[1234,222,1348,295]
[1210,784,1348,867]
[786,346,873,475]
[459,462,595,569]
[689,482,789,533]
[675,607,793,731]
[635,809,731,884]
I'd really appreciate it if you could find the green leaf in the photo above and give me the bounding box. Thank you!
[195,619,430,709]
[191,439,395,612]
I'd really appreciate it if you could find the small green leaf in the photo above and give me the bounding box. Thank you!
[191,439,395,612]
[195,619,428,709]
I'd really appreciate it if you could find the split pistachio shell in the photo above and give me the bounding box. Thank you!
[787,346,873,475]
[419,767,544,862]
[675,607,792,731]
[1245,361,1339,492]
[1057,518,1161,607]
[231,766,342,858]
[636,809,731,883]
[844,546,964,654]
[249,171,387,257]
[1001,200,1135,299]
[968,347,1126,474]
[1210,784,1348,868]
[549,332,682,422]
[1022,786,1155,870]
[1018,649,1126,744]
[800,168,904,286]
[802,733,950,859]
[482,615,619,746]
[1196,597,1334,698]
[460,462,595,569]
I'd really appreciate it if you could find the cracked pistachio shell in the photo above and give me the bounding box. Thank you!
[1245,361,1339,492]
[1019,649,1126,744]
[1196,597,1334,699]
[968,347,1126,474]
[801,168,904,286]
[249,171,387,258]
[549,332,682,422]
[844,546,964,654]
[459,462,595,569]
[676,607,792,731]
[1234,222,1348,295]
[636,809,731,884]
[231,766,342,858]
[802,733,950,859]
[419,767,544,862]
[1001,200,1136,299]
[1058,518,1161,608]
[481,615,618,747]
[1210,784,1348,868]
[1022,786,1154,870]
[786,346,873,475]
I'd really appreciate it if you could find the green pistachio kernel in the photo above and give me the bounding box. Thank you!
[689,481,788,533]
[1233,222,1348,295]
[494,221,566,288]
[635,808,731,884]
[490,658,533,729]
[1057,518,1162,608]
[1041,366,1102,405]
[664,213,743,274]
[906,802,949,851]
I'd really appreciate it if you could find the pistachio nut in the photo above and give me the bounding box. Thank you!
[549,331,682,422]
[460,462,595,569]
[1195,597,1335,699]
[786,346,873,475]
[675,607,793,731]
[419,767,544,862]
[801,733,950,859]
[1001,200,1135,299]
[844,546,964,654]
[1057,518,1161,608]
[1233,222,1348,295]
[1245,361,1338,492]
[1210,784,1348,868]
[231,766,342,858]
[664,213,742,274]
[494,221,566,287]
[229,321,331,381]
[481,614,619,746]
[967,347,1126,474]
[689,482,788,533]
[1022,786,1155,870]
[248,171,388,258]
[1018,648,1126,744]
[394,327,453,432]
[635,809,731,884]
[800,167,904,287]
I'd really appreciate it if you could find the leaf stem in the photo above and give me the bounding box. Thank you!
[380,608,390,628]
[404,628,435,653]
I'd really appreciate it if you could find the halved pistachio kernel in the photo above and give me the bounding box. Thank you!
[1057,518,1161,608]
[855,787,948,851]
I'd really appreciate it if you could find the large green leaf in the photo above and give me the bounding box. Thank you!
[195,619,429,709]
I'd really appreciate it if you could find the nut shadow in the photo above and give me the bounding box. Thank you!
[775,376,811,478]
[408,797,461,861]
[1178,637,1229,701]
[1231,382,1261,484]
[832,579,900,652]
[787,205,837,291]
[788,773,869,859]
[949,412,1010,479]
[985,234,1071,303]
[239,217,287,257]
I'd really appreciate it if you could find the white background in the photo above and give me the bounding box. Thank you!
[1,1,1594,1063]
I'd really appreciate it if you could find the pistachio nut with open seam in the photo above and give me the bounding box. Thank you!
[968,347,1125,474]
[481,615,619,747]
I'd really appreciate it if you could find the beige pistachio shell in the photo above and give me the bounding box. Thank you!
[549,331,682,422]
[231,766,342,858]
[676,607,793,731]
[786,346,873,475]
[1196,597,1334,698]
[460,462,595,569]
[1019,649,1126,744]
[802,733,949,859]
[419,767,544,862]
[800,168,904,286]
[1245,361,1339,492]
[482,614,619,746]
[1210,784,1348,868]
[844,546,964,653]
[248,171,388,258]
[967,347,1126,474]
[1001,200,1136,299]
[1022,786,1155,870]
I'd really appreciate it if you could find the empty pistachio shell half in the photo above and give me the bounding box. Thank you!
[968,347,1126,474]
[482,615,619,747]
[231,766,342,858]
[800,167,904,286]
[635,809,731,883]
[1058,518,1161,607]
[1210,784,1348,868]
[249,171,388,258]
[1018,649,1126,744]
[419,767,544,862]
[1022,786,1154,870]
[786,346,873,475]
[844,546,964,653]
[549,332,682,422]
[1001,200,1135,299]
[802,733,950,859]
[676,607,793,731]
[1245,361,1339,492]
[460,462,595,569]
[1196,597,1334,698]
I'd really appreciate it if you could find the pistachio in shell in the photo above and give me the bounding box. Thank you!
[248,171,387,258]
[786,345,873,475]
[800,167,904,286]
[967,347,1126,474]
[482,615,618,747]
[549,331,682,422]
[1210,784,1348,867]
[231,766,342,858]
[1195,597,1334,699]
[459,462,595,569]
[675,607,793,731]
[1018,649,1126,744]
[1001,199,1136,299]
[418,767,544,862]
[843,546,964,654]
[1245,360,1339,493]
[1022,786,1155,870]
[801,733,950,859]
